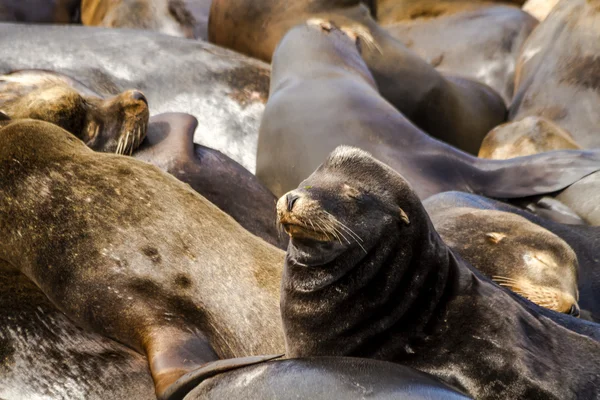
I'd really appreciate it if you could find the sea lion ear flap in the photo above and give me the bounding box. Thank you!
[399,208,410,225]
[486,232,506,244]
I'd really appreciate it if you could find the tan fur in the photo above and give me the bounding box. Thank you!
[522,0,560,20]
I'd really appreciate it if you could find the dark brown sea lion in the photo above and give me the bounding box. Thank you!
[0,261,155,400]
[209,0,507,154]
[277,145,600,399]
[0,23,269,172]
[0,70,149,155]
[0,119,285,398]
[257,23,600,200]
[374,0,525,25]
[383,6,537,103]
[177,357,470,400]
[81,0,196,38]
[0,0,79,23]
[510,0,600,148]
[134,113,286,249]
[423,191,600,320]
[478,116,581,159]
[522,0,559,21]
[428,207,580,315]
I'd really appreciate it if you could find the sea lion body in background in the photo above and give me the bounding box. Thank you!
[0,70,149,154]
[257,23,600,200]
[555,172,600,226]
[383,6,537,103]
[135,113,286,249]
[478,116,581,159]
[0,261,155,400]
[209,0,507,154]
[0,0,79,23]
[423,191,600,320]
[0,23,268,172]
[277,145,600,399]
[184,0,213,40]
[181,357,470,400]
[511,0,600,148]
[0,119,285,397]
[428,207,580,315]
[81,0,196,39]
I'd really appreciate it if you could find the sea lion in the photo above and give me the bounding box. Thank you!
[423,191,600,320]
[383,6,537,103]
[510,0,600,148]
[0,0,79,23]
[178,357,470,400]
[257,23,600,200]
[427,207,580,315]
[0,70,149,155]
[0,24,269,172]
[134,113,286,249]
[522,0,559,21]
[0,261,155,400]
[184,0,213,40]
[0,119,285,398]
[209,0,507,154]
[81,0,196,39]
[555,172,600,226]
[277,145,600,399]
[478,116,581,159]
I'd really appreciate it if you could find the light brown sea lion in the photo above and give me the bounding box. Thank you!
[478,116,581,159]
[510,0,600,148]
[277,145,600,399]
[522,0,559,21]
[0,70,149,155]
[428,207,580,315]
[383,6,537,103]
[0,119,285,398]
[209,0,508,155]
[81,0,196,38]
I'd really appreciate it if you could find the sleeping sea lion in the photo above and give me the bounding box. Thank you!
[257,22,600,200]
[0,70,149,155]
[0,119,285,398]
[209,0,507,154]
[277,145,600,399]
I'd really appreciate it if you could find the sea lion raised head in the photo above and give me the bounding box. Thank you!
[0,70,149,154]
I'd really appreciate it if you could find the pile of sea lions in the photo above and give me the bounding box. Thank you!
[1,0,600,399]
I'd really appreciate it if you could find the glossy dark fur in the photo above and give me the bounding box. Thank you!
[0,119,284,398]
[424,191,600,320]
[209,0,507,154]
[0,23,269,172]
[278,146,600,399]
[134,113,286,248]
[257,24,600,199]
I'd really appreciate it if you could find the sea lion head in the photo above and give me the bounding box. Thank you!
[82,89,149,155]
[277,145,414,270]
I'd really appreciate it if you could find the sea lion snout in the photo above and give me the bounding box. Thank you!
[276,191,332,242]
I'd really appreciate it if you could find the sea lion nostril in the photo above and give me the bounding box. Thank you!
[286,194,300,212]
[131,91,148,105]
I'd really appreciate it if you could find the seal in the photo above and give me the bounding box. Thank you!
[277,145,600,399]
[0,0,79,23]
[81,0,196,38]
[0,260,156,400]
[134,112,287,249]
[0,119,285,398]
[257,23,600,199]
[478,116,581,159]
[555,172,600,226]
[423,191,600,321]
[209,0,508,154]
[0,70,149,155]
[0,23,270,172]
[382,5,538,103]
[522,0,559,21]
[176,357,470,400]
[510,0,600,148]
[428,207,580,315]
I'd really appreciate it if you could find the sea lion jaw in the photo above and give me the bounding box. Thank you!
[84,90,149,155]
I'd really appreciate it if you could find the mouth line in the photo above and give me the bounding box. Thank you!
[281,222,331,242]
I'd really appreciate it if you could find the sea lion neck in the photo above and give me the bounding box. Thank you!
[282,209,458,359]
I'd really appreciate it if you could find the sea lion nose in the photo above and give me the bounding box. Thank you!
[130,91,148,106]
[286,193,300,212]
